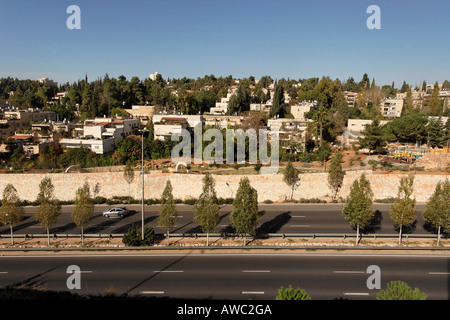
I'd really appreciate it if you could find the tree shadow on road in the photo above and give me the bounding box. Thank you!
[360,210,383,234]
[256,211,291,238]
[7,265,61,289]
[112,216,157,234]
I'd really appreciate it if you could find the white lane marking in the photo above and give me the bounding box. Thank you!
[242,291,265,295]
[140,291,164,294]
[291,216,306,218]
[153,270,184,273]
[0,272,8,274]
[333,271,365,274]
[241,270,271,273]
[344,292,369,296]
[429,272,450,275]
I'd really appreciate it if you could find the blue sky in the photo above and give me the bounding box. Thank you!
[0,0,449,87]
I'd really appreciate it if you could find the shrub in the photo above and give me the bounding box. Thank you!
[93,196,107,204]
[376,281,426,300]
[217,197,234,205]
[122,224,154,246]
[276,285,311,300]
[299,198,327,203]
[183,198,197,205]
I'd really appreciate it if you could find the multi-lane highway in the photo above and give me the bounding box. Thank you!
[0,203,434,238]
[0,252,448,300]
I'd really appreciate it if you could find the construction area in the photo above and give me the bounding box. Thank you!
[385,144,450,170]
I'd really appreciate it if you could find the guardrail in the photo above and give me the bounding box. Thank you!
[0,232,444,240]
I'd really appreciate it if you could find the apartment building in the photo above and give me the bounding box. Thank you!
[290,100,318,120]
[267,118,311,151]
[152,116,189,141]
[344,91,359,107]
[380,98,404,118]
[59,117,140,154]
[0,108,56,138]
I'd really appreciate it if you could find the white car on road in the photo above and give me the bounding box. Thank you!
[103,207,129,218]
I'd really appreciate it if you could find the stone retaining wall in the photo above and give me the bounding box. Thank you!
[0,170,448,203]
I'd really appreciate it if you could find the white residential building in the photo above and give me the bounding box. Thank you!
[290,101,318,120]
[210,93,234,114]
[153,116,189,141]
[59,117,140,154]
[345,119,390,145]
[380,98,404,118]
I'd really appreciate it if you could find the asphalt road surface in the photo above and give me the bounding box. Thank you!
[0,252,448,300]
[0,203,434,238]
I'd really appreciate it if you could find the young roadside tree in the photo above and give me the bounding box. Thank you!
[72,182,94,246]
[376,280,427,300]
[423,179,450,246]
[0,184,24,245]
[389,175,416,245]
[327,152,344,200]
[283,161,299,201]
[193,173,220,246]
[341,173,374,245]
[35,177,61,246]
[158,180,178,246]
[231,177,258,246]
[123,160,135,202]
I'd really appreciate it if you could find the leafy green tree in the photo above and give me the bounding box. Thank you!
[0,184,24,245]
[158,180,178,245]
[423,179,450,246]
[72,182,94,246]
[358,119,386,154]
[34,177,62,245]
[275,285,311,300]
[427,118,446,148]
[389,175,416,245]
[383,113,428,144]
[328,152,344,200]
[283,161,299,201]
[193,173,220,246]
[231,177,258,246]
[376,281,426,300]
[113,136,142,164]
[341,174,374,245]
[228,82,251,115]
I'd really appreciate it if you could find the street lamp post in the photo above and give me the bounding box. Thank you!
[140,128,147,240]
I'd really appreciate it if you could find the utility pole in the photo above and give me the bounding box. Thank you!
[141,128,147,240]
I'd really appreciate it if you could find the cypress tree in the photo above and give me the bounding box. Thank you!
[389,175,416,245]
[158,180,178,245]
[193,173,220,246]
[35,177,61,246]
[327,152,344,200]
[0,184,24,245]
[341,174,374,245]
[423,179,450,246]
[72,182,94,246]
[231,177,258,246]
